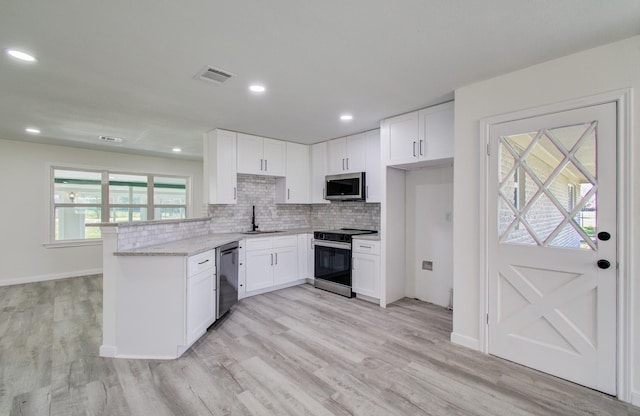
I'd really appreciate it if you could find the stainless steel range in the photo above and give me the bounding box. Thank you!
[313,228,377,297]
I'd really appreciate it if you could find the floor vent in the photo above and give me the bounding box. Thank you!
[197,66,233,84]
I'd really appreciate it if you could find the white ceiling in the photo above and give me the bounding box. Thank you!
[1,1,639,160]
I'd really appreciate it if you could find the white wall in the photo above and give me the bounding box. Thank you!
[0,138,204,286]
[405,165,453,307]
[452,36,639,402]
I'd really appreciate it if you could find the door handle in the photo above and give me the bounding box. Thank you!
[597,259,611,269]
[597,231,611,241]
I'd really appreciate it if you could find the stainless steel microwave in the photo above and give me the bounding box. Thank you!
[325,172,366,201]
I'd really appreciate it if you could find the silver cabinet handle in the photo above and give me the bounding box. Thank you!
[419,140,424,156]
[287,189,290,200]
[260,159,264,171]
[366,185,369,199]
[342,158,345,170]
[265,159,268,171]
[358,245,372,249]
[198,259,210,265]
[271,253,273,265]
[275,252,278,265]
[346,158,349,170]
[233,187,237,200]
[413,141,417,157]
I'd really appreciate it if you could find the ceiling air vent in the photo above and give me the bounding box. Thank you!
[197,66,233,84]
[99,135,123,143]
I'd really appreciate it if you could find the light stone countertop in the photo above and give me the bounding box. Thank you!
[114,228,313,257]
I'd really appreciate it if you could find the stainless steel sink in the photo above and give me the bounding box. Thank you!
[240,230,281,235]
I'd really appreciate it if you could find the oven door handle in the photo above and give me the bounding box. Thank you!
[313,240,351,250]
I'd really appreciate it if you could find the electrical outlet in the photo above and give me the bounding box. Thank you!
[422,261,433,271]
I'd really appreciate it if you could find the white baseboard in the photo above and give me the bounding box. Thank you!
[631,390,640,407]
[0,268,103,287]
[99,345,117,358]
[450,332,480,350]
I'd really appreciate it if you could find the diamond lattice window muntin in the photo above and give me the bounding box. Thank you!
[498,121,598,250]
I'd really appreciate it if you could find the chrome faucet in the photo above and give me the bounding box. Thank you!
[251,205,259,231]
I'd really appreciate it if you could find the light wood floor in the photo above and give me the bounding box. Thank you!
[1,275,638,415]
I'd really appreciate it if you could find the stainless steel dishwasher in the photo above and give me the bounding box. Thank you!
[216,241,239,319]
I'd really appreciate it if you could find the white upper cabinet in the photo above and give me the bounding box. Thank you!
[418,101,454,161]
[237,133,286,176]
[262,138,287,176]
[381,101,454,168]
[383,111,419,166]
[310,142,330,204]
[276,142,310,204]
[364,129,382,203]
[203,129,237,204]
[327,133,366,174]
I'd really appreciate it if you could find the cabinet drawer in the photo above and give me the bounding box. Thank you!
[273,235,297,248]
[188,249,216,276]
[245,237,273,251]
[352,239,380,255]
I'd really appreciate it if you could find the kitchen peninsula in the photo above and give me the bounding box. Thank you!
[98,218,312,359]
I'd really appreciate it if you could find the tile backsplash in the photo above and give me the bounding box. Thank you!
[310,201,380,231]
[208,174,380,233]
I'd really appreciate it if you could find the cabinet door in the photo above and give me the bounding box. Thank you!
[327,137,347,174]
[186,269,215,344]
[237,133,264,175]
[277,142,309,203]
[352,253,380,299]
[383,111,420,166]
[263,138,286,176]
[204,129,237,204]
[345,133,366,172]
[245,249,274,291]
[310,142,330,203]
[273,246,298,285]
[418,101,454,161]
[307,234,314,278]
[297,234,308,280]
[364,129,381,203]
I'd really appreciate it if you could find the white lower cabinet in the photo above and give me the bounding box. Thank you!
[113,248,217,359]
[186,249,216,345]
[243,235,302,297]
[352,239,380,300]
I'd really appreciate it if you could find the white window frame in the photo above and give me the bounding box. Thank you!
[46,165,190,247]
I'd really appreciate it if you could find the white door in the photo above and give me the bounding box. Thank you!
[487,102,617,395]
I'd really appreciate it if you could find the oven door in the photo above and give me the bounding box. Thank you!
[313,240,352,287]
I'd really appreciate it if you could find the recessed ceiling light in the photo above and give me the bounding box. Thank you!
[25,127,41,134]
[249,84,266,93]
[6,49,37,62]
[340,114,353,121]
[172,147,182,153]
